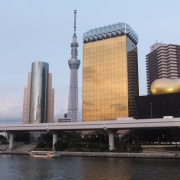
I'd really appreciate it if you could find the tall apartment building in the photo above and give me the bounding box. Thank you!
[146,43,180,94]
[82,23,139,121]
[23,61,54,124]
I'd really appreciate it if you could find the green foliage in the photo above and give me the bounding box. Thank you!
[116,145,142,152]
[131,145,142,152]
[67,148,89,152]
[54,140,68,151]
[36,140,52,149]
[36,142,45,148]
[99,144,109,152]
[58,131,81,142]
[121,129,176,144]
[0,135,8,144]
[35,133,53,149]
[41,133,52,143]
[40,147,52,151]
[0,135,5,140]
[14,132,30,142]
[165,147,180,151]
[116,145,127,152]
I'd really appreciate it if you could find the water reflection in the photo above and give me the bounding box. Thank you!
[0,155,180,180]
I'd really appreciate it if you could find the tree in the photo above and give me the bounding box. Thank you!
[14,132,30,143]
[54,140,68,151]
[0,135,7,144]
[121,129,175,144]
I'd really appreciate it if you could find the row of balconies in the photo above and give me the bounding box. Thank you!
[158,70,168,75]
[157,51,166,55]
[167,46,176,49]
[167,71,178,74]
[157,63,167,67]
[167,49,176,53]
[147,62,159,68]
[146,58,177,67]
[167,49,176,52]
[158,66,168,70]
[158,55,167,59]
[167,59,177,62]
[146,70,159,75]
[167,66,178,70]
[157,53,166,56]
[166,57,177,61]
[159,75,168,79]
[166,53,176,57]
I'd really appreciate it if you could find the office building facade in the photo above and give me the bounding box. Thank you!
[146,43,180,94]
[23,61,54,124]
[83,23,139,121]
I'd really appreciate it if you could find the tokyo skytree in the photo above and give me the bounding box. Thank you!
[67,10,80,122]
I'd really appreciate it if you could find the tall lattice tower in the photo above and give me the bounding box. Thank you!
[67,10,80,122]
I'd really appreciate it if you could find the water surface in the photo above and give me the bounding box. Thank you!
[0,155,179,180]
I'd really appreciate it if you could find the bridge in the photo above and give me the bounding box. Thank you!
[0,118,180,151]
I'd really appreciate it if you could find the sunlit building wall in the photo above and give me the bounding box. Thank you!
[46,73,54,123]
[146,43,180,94]
[23,61,54,124]
[82,23,139,121]
[23,72,31,124]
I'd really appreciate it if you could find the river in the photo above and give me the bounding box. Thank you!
[0,155,180,180]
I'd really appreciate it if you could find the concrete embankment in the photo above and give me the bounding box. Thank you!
[0,143,36,155]
[1,144,180,159]
[59,151,180,159]
[1,150,180,159]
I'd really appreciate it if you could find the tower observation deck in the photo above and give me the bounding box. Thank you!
[67,10,80,122]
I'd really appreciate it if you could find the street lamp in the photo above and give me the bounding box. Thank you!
[150,103,152,118]
[162,134,164,144]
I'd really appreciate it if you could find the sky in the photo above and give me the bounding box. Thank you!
[0,0,180,124]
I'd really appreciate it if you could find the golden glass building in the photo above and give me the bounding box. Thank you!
[83,23,139,121]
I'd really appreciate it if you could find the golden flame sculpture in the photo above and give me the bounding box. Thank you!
[151,78,180,95]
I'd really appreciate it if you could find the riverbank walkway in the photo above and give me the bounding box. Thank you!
[1,144,180,159]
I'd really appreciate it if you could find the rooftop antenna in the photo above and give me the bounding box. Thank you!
[74,10,77,35]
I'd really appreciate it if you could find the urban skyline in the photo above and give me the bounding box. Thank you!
[0,1,180,123]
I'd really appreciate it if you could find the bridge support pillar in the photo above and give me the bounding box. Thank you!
[108,131,114,151]
[9,133,14,150]
[52,132,58,150]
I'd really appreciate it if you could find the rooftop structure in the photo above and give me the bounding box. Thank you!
[83,22,138,45]
[151,78,180,95]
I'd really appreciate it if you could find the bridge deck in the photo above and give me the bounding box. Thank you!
[0,118,180,132]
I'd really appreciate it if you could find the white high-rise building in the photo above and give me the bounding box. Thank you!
[146,43,180,94]
[67,10,80,122]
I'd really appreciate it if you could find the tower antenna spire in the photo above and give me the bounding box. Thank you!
[67,10,80,122]
[74,10,77,35]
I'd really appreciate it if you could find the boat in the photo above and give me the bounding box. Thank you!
[29,151,60,158]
